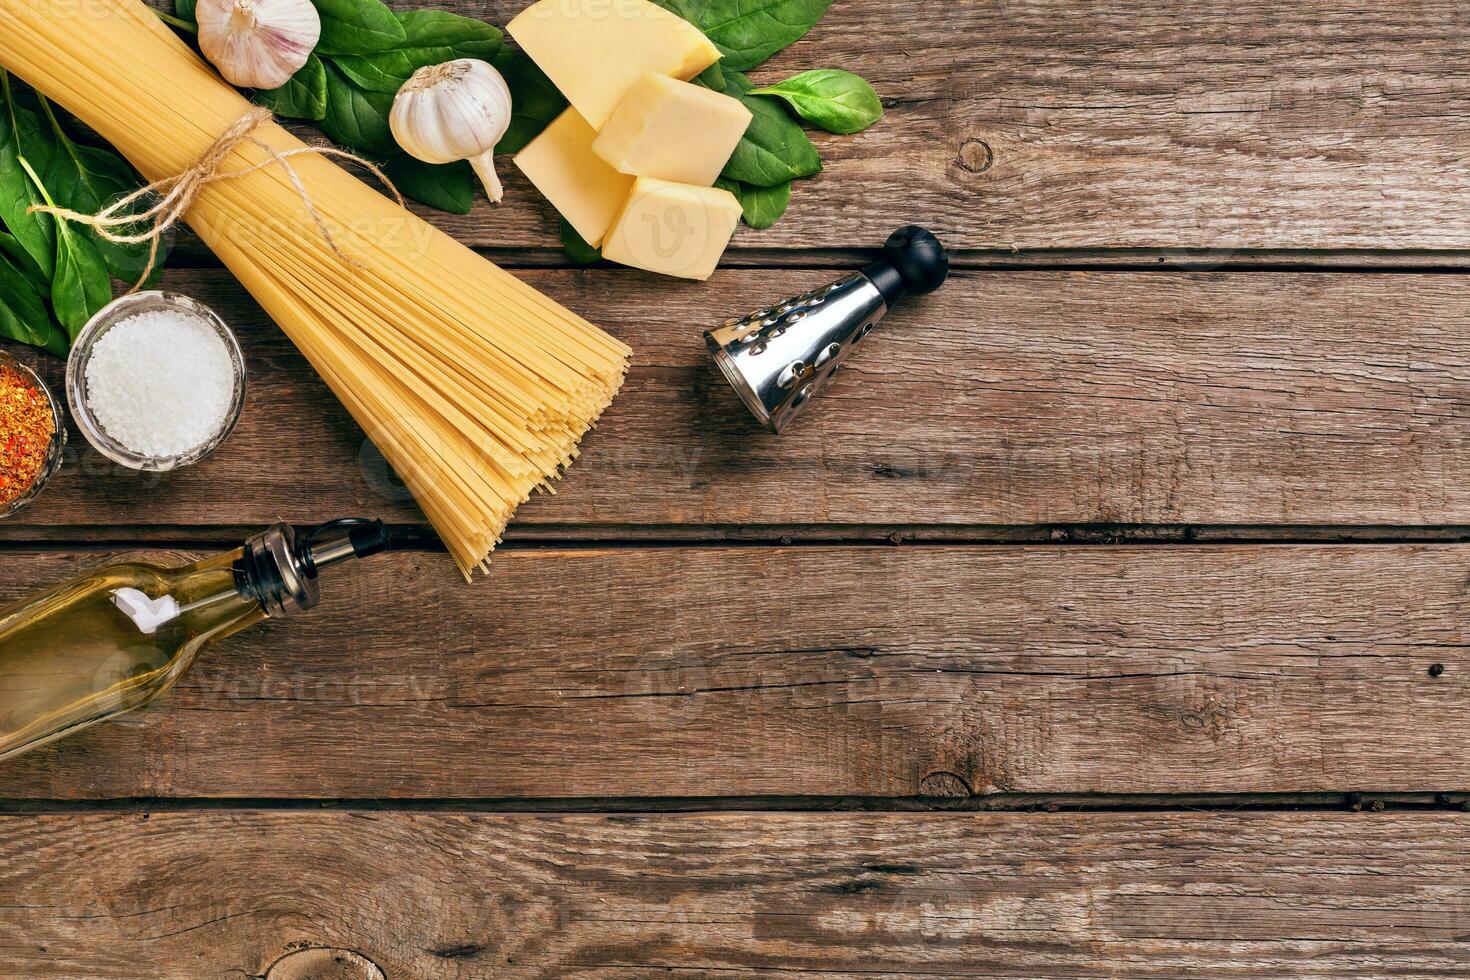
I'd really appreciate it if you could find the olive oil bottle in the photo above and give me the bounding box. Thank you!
[0,519,390,761]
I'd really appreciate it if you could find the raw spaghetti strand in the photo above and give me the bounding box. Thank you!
[0,0,631,579]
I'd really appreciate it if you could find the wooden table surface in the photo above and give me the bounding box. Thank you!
[7,1,1470,976]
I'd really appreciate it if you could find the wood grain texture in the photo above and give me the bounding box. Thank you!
[4,810,1470,978]
[0,544,1465,799]
[12,267,1470,532]
[145,0,1470,252]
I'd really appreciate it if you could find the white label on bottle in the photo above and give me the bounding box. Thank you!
[111,588,182,635]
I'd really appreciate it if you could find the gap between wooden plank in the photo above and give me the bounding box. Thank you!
[0,791,1462,815]
[6,523,1470,550]
[160,245,1470,271]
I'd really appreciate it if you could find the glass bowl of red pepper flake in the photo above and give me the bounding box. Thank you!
[0,349,65,519]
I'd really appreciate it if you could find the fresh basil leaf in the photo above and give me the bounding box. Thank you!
[719,69,821,187]
[385,156,475,214]
[256,54,329,121]
[751,69,883,135]
[0,78,55,281]
[51,223,111,341]
[496,50,567,155]
[335,11,503,94]
[311,0,407,56]
[718,177,790,229]
[690,0,832,70]
[37,101,167,286]
[560,218,601,265]
[0,248,65,355]
[320,61,398,156]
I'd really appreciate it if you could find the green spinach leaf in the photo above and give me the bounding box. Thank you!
[51,223,111,340]
[256,54,330,121]
[173,0,197,26]
[22,160,111,341]
[385,156,476,214]
[692,61,725,92]
[750,69,882,134]
[0,229,45,289]
[0,249,65,355]
[312,0,407,56]
[718,176,791,229]
[496,50,567,155]
[560,218,601,265]
[719,68,822,187]
[320,61,398,156]
[335,11,503,93]
[648,0,700,22]
[37,98,166,286]
[0,74,55,281]
[685,0,832,70]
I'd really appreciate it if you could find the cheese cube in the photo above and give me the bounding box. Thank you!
[602,177,742,280]
[593,73,752,186]
[507,0,722,129]
[514,108,635,248]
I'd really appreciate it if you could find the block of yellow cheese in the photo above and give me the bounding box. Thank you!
[592,73,752,186]
[513,108,635,248]
[507,0,721,129]
[602,177,742,281]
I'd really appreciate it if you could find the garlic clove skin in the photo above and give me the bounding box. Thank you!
[391,59,513,204]
[198,0,321,91]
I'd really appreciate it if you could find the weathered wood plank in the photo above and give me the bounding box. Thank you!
[10,267,1470,532]
[0,544,1464,799]
[3,810,1469,978]
[139,0,1470,251]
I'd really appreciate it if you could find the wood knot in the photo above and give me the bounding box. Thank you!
[957,138,993,174]
[264,948,386,980]
[429,944,484,960]
[918,770,974,798]
[824,877,886,894]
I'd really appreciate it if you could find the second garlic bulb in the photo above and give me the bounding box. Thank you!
[197,0,321,90]
[391,59,513,204]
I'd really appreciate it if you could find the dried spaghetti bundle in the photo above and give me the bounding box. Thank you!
[0,0,630,578]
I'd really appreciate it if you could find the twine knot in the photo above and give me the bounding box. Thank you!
[30,106,403,290]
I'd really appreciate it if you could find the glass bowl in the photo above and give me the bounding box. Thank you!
[0,349,65,519]
[65,292,246,472]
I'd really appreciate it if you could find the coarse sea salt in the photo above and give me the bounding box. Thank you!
[84,309,235,459]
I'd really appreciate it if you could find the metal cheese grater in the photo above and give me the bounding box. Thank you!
[705,225,950,433]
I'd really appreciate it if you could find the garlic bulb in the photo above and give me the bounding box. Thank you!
[197,0,321,90]
[391,59,513,203]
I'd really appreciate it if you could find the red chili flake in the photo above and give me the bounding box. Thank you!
[0,363,55,509]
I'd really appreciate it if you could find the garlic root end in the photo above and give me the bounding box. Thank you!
[470,153,503,204]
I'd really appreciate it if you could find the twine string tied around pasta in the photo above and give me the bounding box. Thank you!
[29,106,404,289]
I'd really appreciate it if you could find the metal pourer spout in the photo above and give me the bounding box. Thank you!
[236,518,392,618]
